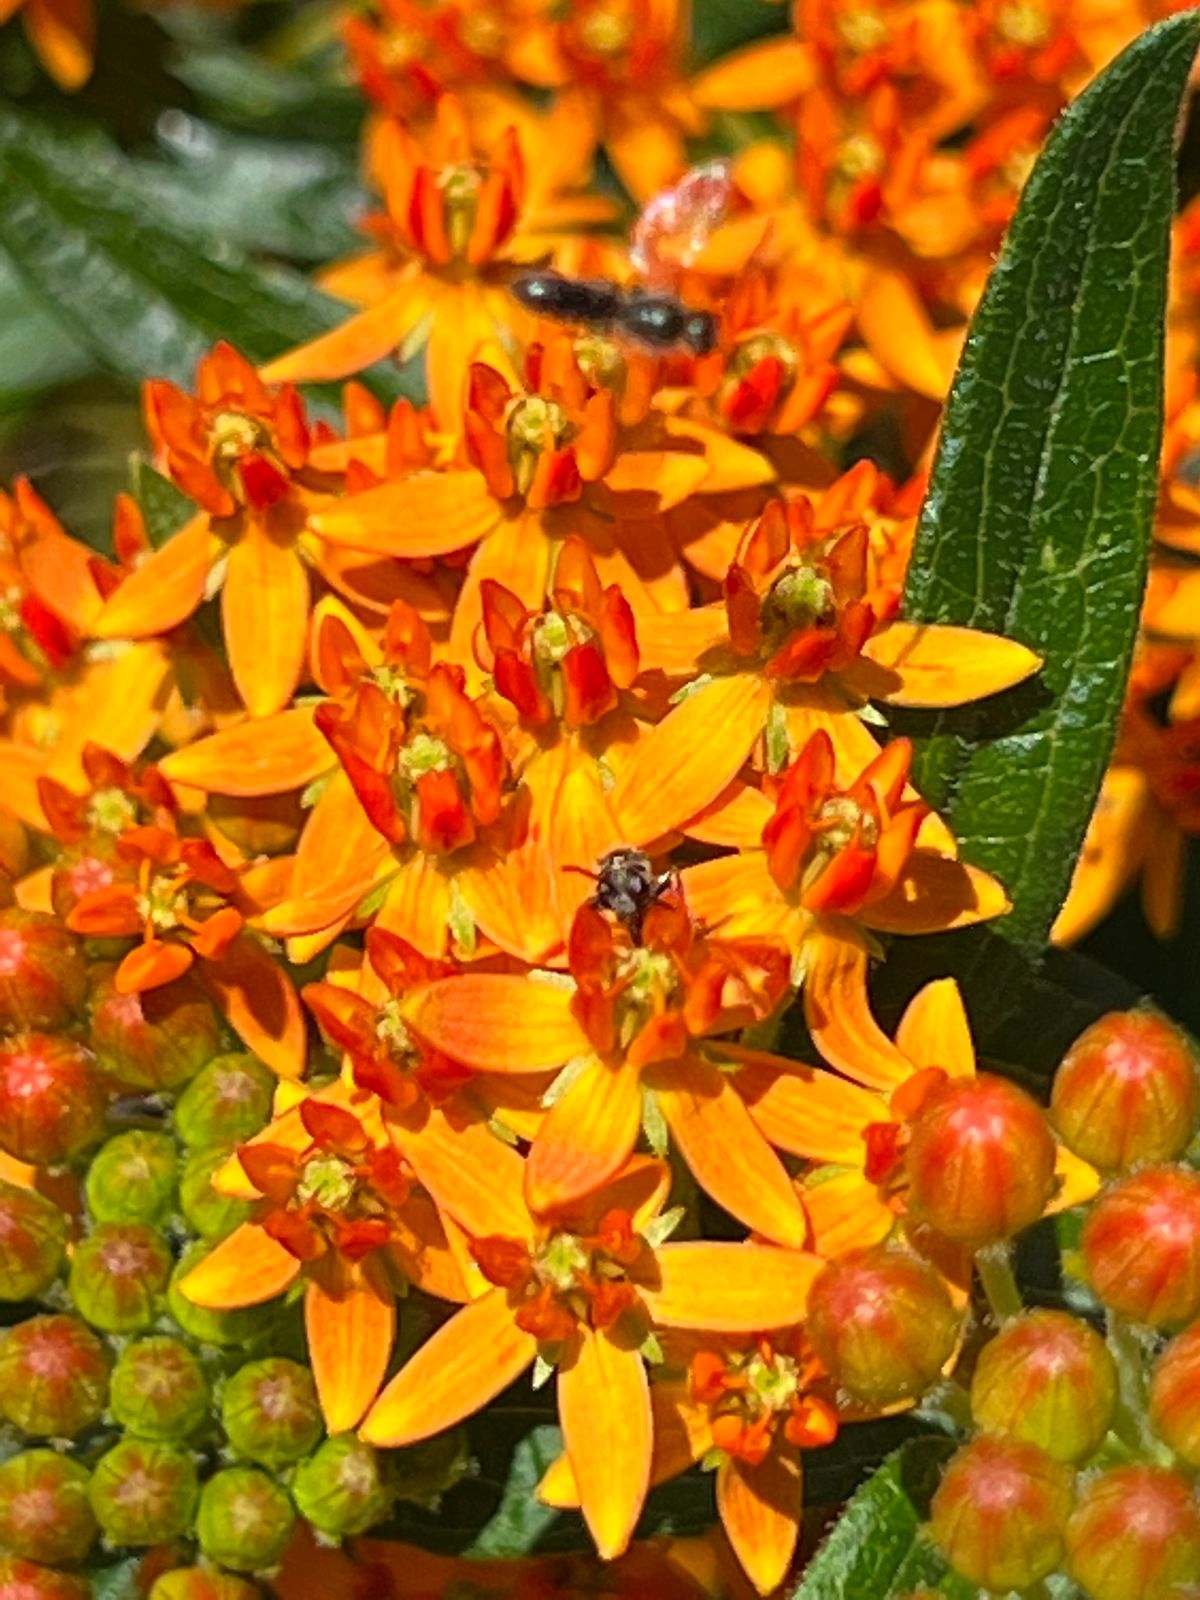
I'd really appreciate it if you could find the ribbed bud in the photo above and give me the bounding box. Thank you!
[805,1247,960,1405]
[89,968,220,1093]
[174,1055,275,1150]
[291,1436,391,1538]
[68,1222,171,1333]
[221,1358,322,1468]
[84,1131,177,1226]
[1065,1465,1200,1600]
[109,1338,210,1442]
[1082,1166,1200,1327]
[195,1468,295,1572]
[970,1309,1117,1462]
[0,1555,90,1600]
[167,1242,278,1349]
[178,1147,251,1240]
[0,1181,68,1300]
[0,910,86,1033]
[88,1440,199,1547]
[905,1073,1057,1246]
[0,1036,106,1167]
[0,1451,96,1565]
[1150,1322,1200,1466]
[929,1437,1073,1593]
[1051,1010,1199,1173]
[0,1315,109,1438]
[149,1569,260,1600]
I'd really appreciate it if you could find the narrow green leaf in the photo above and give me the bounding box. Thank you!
[0,258,92,403]
[127,454,196,548]
[466,1425,564,1557]
[901,13,1200,955]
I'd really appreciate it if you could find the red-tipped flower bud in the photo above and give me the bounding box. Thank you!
[1052,1010,1199,1172]
[149,1571,259,1600]
[0,1181,68,1301]
[221,1358,322,1468]
[0,1315,109,1438]
[88,1441,199,1547]
[68,1222,171,1333]
[0,910,85,1033]
[174,1054,274,1150]
[109,1338,210,1442]
[0,1036,106,1167]
[195,1468,295,1572]
[905,1073,1057,1246]
[805,1247,960,1406]
[0,1555,90,1600]
[1150,1322,1200,1466]
[291,1437,391,1538]
[970,1308,1117,1463]
[89,968,220,1093]
[0,1451,96,1565]
[1082,1166,1200,1327]
[929,1436,1073,1593]
[1065,1465,1200,1600]
[84,1130,177,1226]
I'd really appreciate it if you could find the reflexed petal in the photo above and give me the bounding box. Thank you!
[682,782,774,848]
[90,516,215,640]
[222,528,310,718]
[23,0,94,88]
[375,852,454,959]
[393,1107,532,1241]
[526,1056,643,1215]
[802,1170,894,1256]
[680,854,798,943]
[313,471,502,559]
[539,1374,711,1508]
[260,287,433,384]
[856,268,956,401]
[359,1289,537,1446]
[717,1444,802,1597]
[116,939,194,993]
[803,924,912,1089]
[1052,768,1150,946]
[403,975,589,1071]
[178,1223,300,1309]
[558,1327,653,1561]
[635,606,732,675]
[1050,1144,1102,1213]
[306,1258,395,1432]
[160,709,331,797]
[863,854,1011,934]
[782,692,883,784]
[727,1048,885,1164]
[643,1243,822,1331]
[692,35,814,108]
[200,932,307,1078]
[895,979,975,1078]
[851,621,1042,708]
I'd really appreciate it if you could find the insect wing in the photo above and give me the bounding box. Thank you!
[629,160,734,289]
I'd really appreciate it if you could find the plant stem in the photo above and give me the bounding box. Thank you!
[976,1243,1023,1323]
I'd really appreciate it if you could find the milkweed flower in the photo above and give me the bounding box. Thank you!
[0,0,94,88]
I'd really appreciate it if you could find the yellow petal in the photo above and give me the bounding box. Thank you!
[558,1326,652,1561]
[310,470,501,558]
[260,284,434,384]
[222,527,310,719]
[894,978,975,1078]
[634,606,731,676]
[856,267,956,401]
[525,1056,643,1216]
[178,1223,300,1309]
[643,1243,822,1332]
[1049,1143,1102,1214]
[802,1169,895,1256]
[863,854,1011,935]
[540,1374,711,1508]
[803,922,912,1090]
[159,708,331,797]
[403,975,589,1072]
[692,35,814,108]
[393,1106,532,1242]
[727,1048,885,1165]
[853,620,1042,709]
[90,515,215,640]
[717,1446,802,1597]
[306,1258,395,1433]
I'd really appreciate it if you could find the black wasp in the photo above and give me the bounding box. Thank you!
[511,160,731,358]
[589,848,679,943]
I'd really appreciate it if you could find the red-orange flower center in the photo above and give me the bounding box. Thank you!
[691,1334,837,1465]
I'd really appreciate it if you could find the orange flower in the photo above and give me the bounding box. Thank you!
[0,0,94,89]
[359,1152,824,1560]
[180,1083,469,1431]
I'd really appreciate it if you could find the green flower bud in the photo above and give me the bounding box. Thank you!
[0,1181,68,1301]
[0,1451,96,1565]
[68,1223,171,1333]
[167,1242,279,1350]
[292,1436,391,1539]
[179,1147,251,1241]
[89,966,220,1092]
[195,1469,295,1572]
[109,1338,210,1442]
[0,1554,91,1600]
[149,1570,259,1600]
[85,1131,177,1226]
[0,1315,109,1438]
[88,1440,198,1547]
[175,1055,274,1151]
[221,1359,322,1468]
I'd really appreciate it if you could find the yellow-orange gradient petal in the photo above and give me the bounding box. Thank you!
[306,1258,395,1433]
[393,1108,532,1242]
[375,853,454,960]
[260,284,435,385]
[680,854,799,944]
[642,1244,822,1332]
[682,782,773,849]
[716,1445,802,1598]
[540,1374,712,1509]
[894,978,975,1078]
[635,606,732,676]
[802,1170,895,1256]
[726,1049,886,1165]
[200,933,307,1079]
[45,642,173,786]
[311,471,502,559]
[403,976,589,1072]
[90,515,215,640]
[1050,1144,1102,1214]
[862,854,1011,935]
[178,1223,301,1309]
[525,1056,643,1216]
[222,527,310,719]
[692,35,814,108]
[1051,768,1150,946]
[851,621,1042,709]
[558,1326,653,1561]
[856,269,956,402]
[23,0,94,90]
[359,1288,537,1447]
[803,924,912,1090]
[159,708,332,797]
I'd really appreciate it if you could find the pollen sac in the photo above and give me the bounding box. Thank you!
[195,1467,296,1573]
[0,1451,96,1566]
[88,1440,199,1548]
[1065,1465,1200,1600]
[67,1222,172,1334]
[0,909,86,1032]
[1051,1009,1200,1173]
[0,1315,109,1439]
[1082,1166,1200,1328]
[0,1181,69,1301]
[969,1309,1117,1463]
[108,1338,210,1443]
[905,1073,1057,1247]
[84,1130,178,1226]
[1151,1321,1200,1466]
[0,1034,107,1168]
[805,1247,960,1406]
[220,1358,323,1469]
[89,966,221,1093]
[291,1436,391,1539]
[929,1436,1073,1594]
[0,1555,91,1600]
[173,1053,275,1150]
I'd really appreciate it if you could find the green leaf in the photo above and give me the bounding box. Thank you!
[128,453,196,548]
[900,13,1200,956]
[466,1425,565,1557]
[88,1559,142,1600]
[0,257,93,404]
[0,103,418,407]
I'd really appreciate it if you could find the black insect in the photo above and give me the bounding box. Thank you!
[511,270,719,356]
[589,847,679,942]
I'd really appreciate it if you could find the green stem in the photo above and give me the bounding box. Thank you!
[1106,1310,1153,1456]
[975,1243,1023,1323]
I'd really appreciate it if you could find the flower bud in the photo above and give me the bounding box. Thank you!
[805,1247,960,1406]
[1150,1322,1200,1465]
[167,1242,278,1350]
[0,1451,96,1565]
[906,1073,1057,1246]
[929,1437,1073,1593]
[1082,1166,1200,1327]
[1066,1465,1200,1600]
[109,1338,210,1442]
[88,1440,198,1547]
[0,1315,109,1438]
[1051,1010,1199,1172]
[0,1555,90,1600]
[89,968,220,1093]
[149,1570,259,1600]
[0,1036,106,1167]
[291,1436,391,1538]
[221,1358,322,1468]
[195,1468,295,1572]
[68,1222,171,1333]
[178,1147,251,1241]
[0,1181,68,1300]
[0,910,86,1033]
[84,1131,177,1226]
[970,1308,1117,1462]
[174,1054,274,1151]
